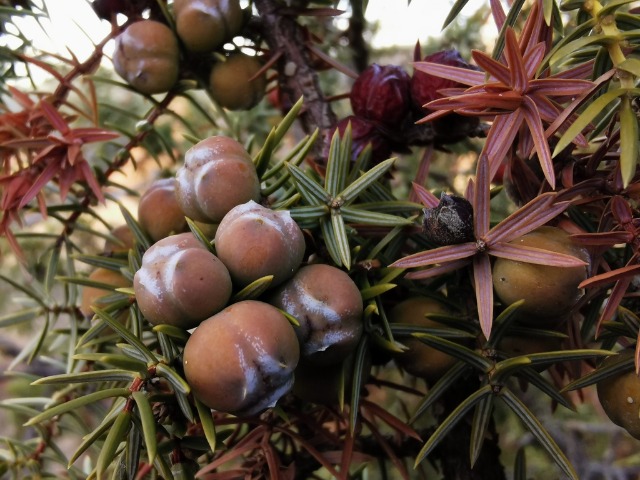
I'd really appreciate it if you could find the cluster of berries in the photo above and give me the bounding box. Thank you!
[82,135,365,416]
[102,0,266,110]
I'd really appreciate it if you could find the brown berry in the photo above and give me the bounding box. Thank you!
[138,177,189,242]
[175,136,261,224]
[208,53,267,111]
[214,201,306,288]
[112,20,180,94]
[269,264,363,365]
[133,232,232,329]
[174,0,243,53]
[183,300,300,415]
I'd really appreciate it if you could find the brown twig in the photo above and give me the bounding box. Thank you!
[254,0,337,152]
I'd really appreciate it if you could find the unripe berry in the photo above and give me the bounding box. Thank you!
[138,178,189,242]
[208,53,267,111]
[492,226,590,325]
[112,20,180,95]
[133,232,232,329]
[174,0,244,53]
[388,296,459,382]
[175,136,261,224]
[214,200,306,288]
[183,300,300,415]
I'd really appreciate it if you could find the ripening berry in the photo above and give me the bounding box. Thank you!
[80,267,131,318]
[388,296,460,382]
[597,350,640,440]
[492,226,590,325]
[102,225,135,255]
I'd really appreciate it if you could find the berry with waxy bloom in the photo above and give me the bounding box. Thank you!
[133,232,232,329]
[269,263,363,365]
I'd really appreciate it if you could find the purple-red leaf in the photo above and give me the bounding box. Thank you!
[579,263,640,289]
[474,154,490,238]
[522,96,555,188]
[404,258,472,280]
[413,61,485,87]
[571,231,634,246]
[472,51,511,85]
[39,100,70,135]
[504,28,529,93]
[412,182,439,208]
[430,92,523,111]
[392,242,477,269]
[473,255,494,340]
[523,42,546,79]
[486,193,561,244]
[484,110,524,180]
[528,78,594,97]
[489,243,588,266]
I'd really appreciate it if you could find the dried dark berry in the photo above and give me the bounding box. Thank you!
[422,193,474,245]
[350,64,411,127]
